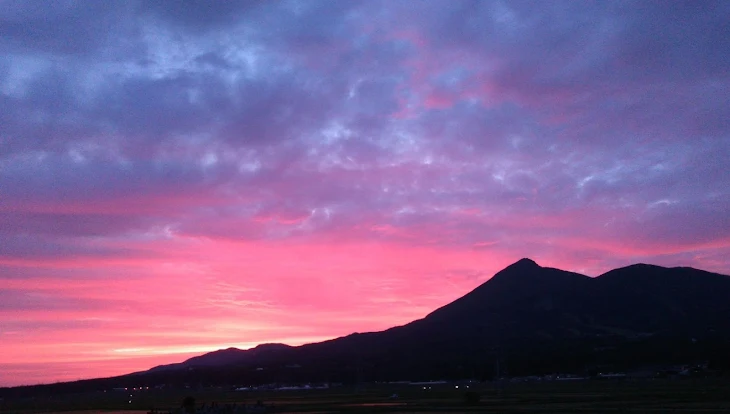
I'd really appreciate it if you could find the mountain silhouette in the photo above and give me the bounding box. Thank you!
[4,259,730,394]
[137,259,729,383]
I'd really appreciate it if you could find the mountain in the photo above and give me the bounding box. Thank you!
[135,258,730,382]
[4,259,730,394]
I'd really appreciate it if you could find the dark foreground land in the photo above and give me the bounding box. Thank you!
[3,379,730,413]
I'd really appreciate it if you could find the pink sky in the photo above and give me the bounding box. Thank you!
[1,1,729,386]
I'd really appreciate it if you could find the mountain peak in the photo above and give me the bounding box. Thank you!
[486,258,589,289]
[488,258,541,281]
[511,258,540,268]
[492,258,541,277]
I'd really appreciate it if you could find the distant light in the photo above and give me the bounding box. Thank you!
[423,387,426,389]
[128,401,132,404]
[455,385,459,389]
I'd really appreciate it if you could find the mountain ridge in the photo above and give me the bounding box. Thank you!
[157,258,730,364]
[3,258,730,394]
[140,258,730,376]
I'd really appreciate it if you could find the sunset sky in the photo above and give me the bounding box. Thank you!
[1,0,729,387]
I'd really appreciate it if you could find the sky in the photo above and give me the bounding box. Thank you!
[1,0,729,387]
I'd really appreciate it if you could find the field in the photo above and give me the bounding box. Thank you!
[2,379,730,413]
